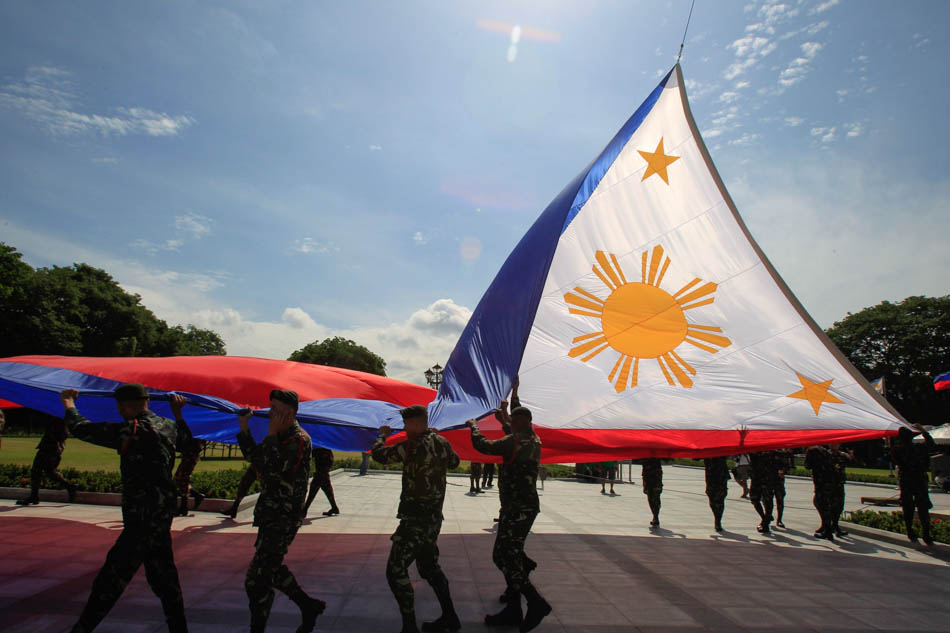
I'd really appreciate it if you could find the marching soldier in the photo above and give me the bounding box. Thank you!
[237,390,325,633]
[641,458,663,527]
[373,405,461,633]
[469,461,483,494]
[16,412,77,505]
[466,383,551,633]
[223,463,259,519]
[749,451,778,534]
[805,444,853,540]
[891,424,937,545]
[174,437,205,516]
[303,447,340,516]
[773,449,793,528]
[703,456,729,532]
[61,384,191,633]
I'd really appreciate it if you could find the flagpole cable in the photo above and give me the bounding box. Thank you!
[677,0,697,64]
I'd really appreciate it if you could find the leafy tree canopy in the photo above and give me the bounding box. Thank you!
[825,295,950,425]
[0,242,225,358]
[288,336,387,376]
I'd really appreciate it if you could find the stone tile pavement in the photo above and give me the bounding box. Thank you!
[1,466,948,633]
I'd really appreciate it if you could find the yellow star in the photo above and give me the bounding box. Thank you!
[787,373,844,415]
[638,137,680,185]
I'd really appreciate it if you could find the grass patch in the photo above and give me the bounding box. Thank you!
[847,509,950,544]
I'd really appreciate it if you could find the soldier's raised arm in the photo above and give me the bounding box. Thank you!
[169,394,195,453]
[371,425,406,464]
[466,418,514,458]
[60,389,124,450]
[439,433,461,469]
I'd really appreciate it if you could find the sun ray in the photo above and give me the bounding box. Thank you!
[565,292,606,313]
[647,245,664,286]
[684,338,718,353]
[676,282,718,307]
[568,308,602,318]
[688,324,724,332]
[573,287,605,305]
[581,343,611,362]
[568,335,609,358]
[610,254,627,284]
[673,278,702,299]
[596,251,623,288]
[608,355,624,382]
[680,297,715,310]
[655,256,671,288]
[593,264,616,291]
[630,357,639,388]
[573,332,604,343]
[670,350,696,375]
[615,355,634,392]
[686,327,732,349]
[641,251,648,283]
[663,352,694,388]
[656,355,675,386]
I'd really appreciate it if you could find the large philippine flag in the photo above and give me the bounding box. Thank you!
[428,64,907,462]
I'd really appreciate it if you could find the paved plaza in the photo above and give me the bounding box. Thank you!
[2,466,949,633]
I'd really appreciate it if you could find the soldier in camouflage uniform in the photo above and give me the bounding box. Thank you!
[469,461,483,494]
[237,390,325,633]
[703,456,729,532]
[467,392,551,633]
[805,444,853,540]
[641,458,663,527]
[16,411,78,505]
[303,446,340,516]
[373,404,461,633]
[773,449,793,528]
[482,461,495,488]
[749,451,779,534]
[61,383,191,633]
[891,424,937,545]
[174,437,206,516]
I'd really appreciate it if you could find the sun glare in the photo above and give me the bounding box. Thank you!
[564,245,731,392]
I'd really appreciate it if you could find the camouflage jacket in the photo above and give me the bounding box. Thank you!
[704,457,730,486]
[892,433,936,489]
[470,424,541,513]
[237,422,312,530]
[65,407,193,523]
[749,451,780,486]
[372,429,460,519]
[805,446,851,489]
[36,416,68,456]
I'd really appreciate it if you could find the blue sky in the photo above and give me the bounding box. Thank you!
[1,0,947,384]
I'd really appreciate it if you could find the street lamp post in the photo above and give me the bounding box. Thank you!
[424,363,444,390]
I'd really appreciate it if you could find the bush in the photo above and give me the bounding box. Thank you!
[847,509,950,544]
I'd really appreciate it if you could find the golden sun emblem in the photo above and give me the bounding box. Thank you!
[564,245,731,392]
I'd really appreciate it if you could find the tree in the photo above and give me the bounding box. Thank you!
[0,242,226,358]
[288,336,387,376]
[825,296,950,425]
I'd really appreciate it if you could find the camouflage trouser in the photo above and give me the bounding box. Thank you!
[245,524,307,628]
[643,481,662,517]
[236,465,259,501]
[494,509,538,593]
[305,471,336,510]
[705,481,727,521]
[386,516,450,616]
[813,482,844,527]
[73,517,185,632]
[749,476,775,520]
[30,450,70,494]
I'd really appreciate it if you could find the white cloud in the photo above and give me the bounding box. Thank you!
[282,307,319,329]
[702,128,723,138]
[133,238,184,255]
[800,41,823,59]
[734,80,750,90]
[369,144,382,151]
[684,78,719,100]
[784,116,804,127]
[718,91,740,104]
[293,237,338,254]
[810,0,839,14]
[0,66,194,138]
[412,231,428,245]
[844,122,864,138]
[810,126,837,143]
[728,133,760,146]
[174,213,213,238]
[778,42,824,87]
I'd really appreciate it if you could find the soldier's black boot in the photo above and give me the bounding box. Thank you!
[288,591,325,633]
[66,482,78,503]
[520,583,551,633]
[191,490,204,511]
[167,614,188,633]
[16,493,38,506]
[485,596,522,626]
[422,579,460,632]
[177,497,189,517]
[250,616,268,633]
[224,499,239,519]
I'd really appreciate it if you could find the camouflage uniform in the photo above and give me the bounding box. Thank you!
[749,451,779,531]
[65,407,192,633]
[237,422,318,632]
[304,447,339,515]
[641,459,663,524]
[20,415,77,504]
[372,428,460,625]
[482,462,495,488]
[493,398,537,577]
[469,461,483,493]
[470,423,541,594]
[174,438,205,515]
[703,457,729,529]
[773,449,793,525]
[892,430,936,542]
[805,446,851,537]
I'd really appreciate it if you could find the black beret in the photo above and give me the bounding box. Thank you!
[269,389,299,411]
[511,406,532,422]
[400,404,428,421]
[114,383,149,401]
